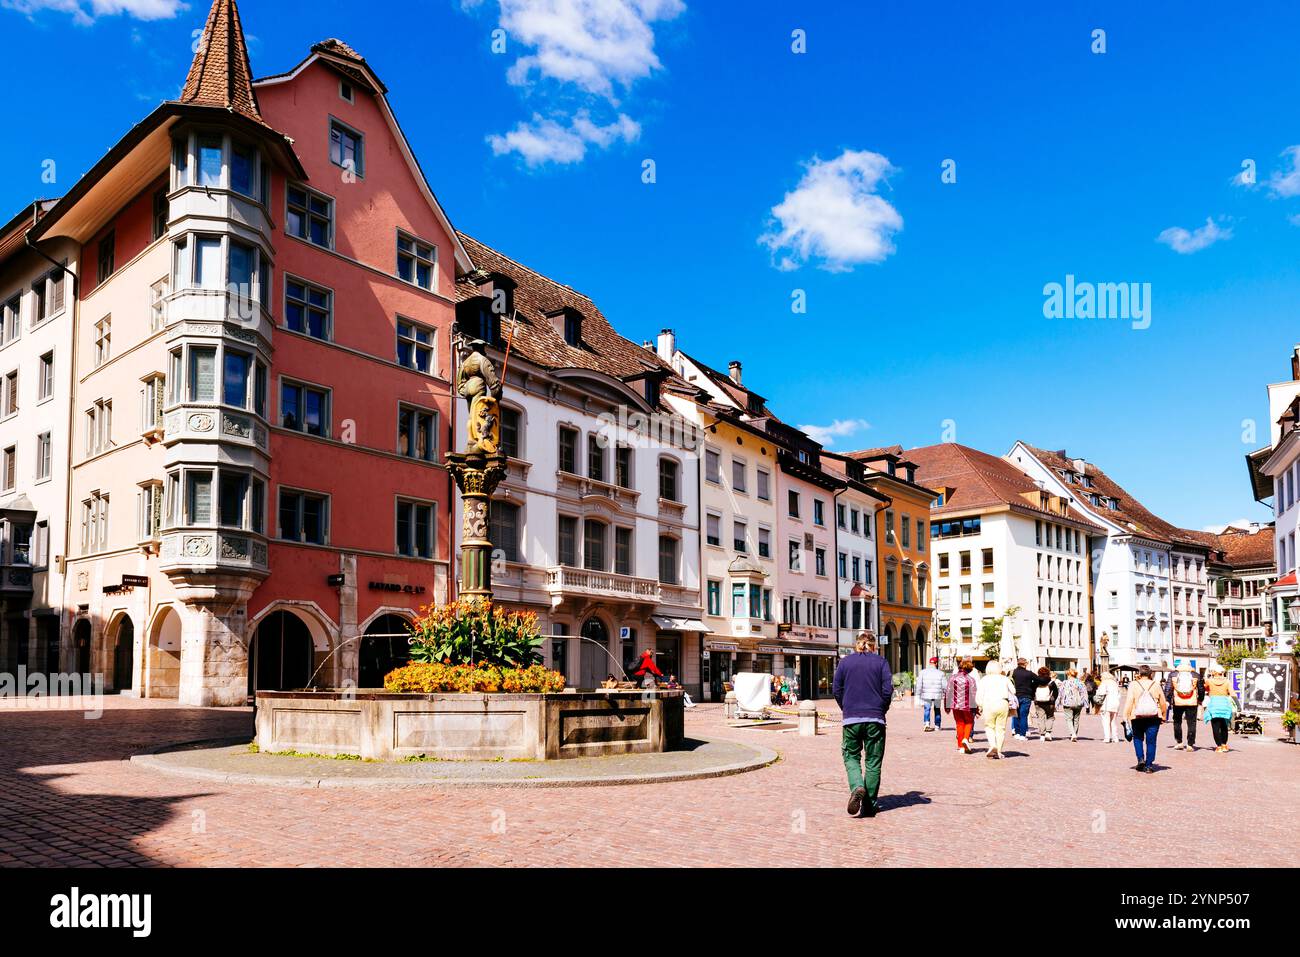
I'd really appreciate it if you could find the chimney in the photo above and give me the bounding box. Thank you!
[728,361,742,385]
[656,328,675,362]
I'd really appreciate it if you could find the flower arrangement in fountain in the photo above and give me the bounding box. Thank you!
[383,600,565,694]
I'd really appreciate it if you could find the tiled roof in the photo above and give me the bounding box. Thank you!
[179,0,263,123]
[314,38,365,61]
[454,232,685,396]
[845,444,905,460]
[1020,444,1197,546]
[676,351,776,419]
[1211,527,1276,569]
[908,443,1105,531]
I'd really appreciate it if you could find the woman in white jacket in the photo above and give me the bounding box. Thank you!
[1096,670,1122,743]
[976,660,1018,759]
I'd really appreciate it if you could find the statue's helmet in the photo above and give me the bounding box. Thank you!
[466,337,487,351]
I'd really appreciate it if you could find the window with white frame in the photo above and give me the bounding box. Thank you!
[286,185,334,248]
[329,119,364,177]
[279,488,328,545]
[173,131,268,204]
[280,379,329,437]
[1,370,15,417]
[396,318,434,372]
[396,232,436,290]
[1,295,19,345]
[172,233,271,304]
[81,492,109,553]
[150,277,169,332]
[285,277,331,340]
[141,373,165,433]
[398,404,437,462]
[137,481,163,542]
[1,445,13,491]
[396,498,436,558]
[35,432,50,481]
[93,316,111,366]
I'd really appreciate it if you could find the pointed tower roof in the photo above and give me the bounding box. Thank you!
[179,0,263,123]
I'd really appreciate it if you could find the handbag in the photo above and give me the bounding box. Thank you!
[1122,719,1133,742]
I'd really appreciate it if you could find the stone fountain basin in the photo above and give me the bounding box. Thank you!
[255,690,685,761]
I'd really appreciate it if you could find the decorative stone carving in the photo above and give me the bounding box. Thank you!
[220,536,249,561]
[77,571,89,591]
[251,542,268,566]
[188,413,215,433]
[183,536,213,558]
[222,414,251,438]
[462,499,488,542]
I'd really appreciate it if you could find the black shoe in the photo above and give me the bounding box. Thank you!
[847,787,865,816]
[1134,763,1145,772]
[861,802,878,818]
[1143,765,1156,773]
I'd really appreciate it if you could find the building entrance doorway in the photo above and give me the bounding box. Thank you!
[579,618,610,689]
[249,611,314,694]
[112,617,135,694]
[358,615,412,688]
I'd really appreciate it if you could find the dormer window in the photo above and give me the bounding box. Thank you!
[564,311,582,346]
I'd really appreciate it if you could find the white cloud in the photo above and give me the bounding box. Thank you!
[469,0,682,167]
[488,110,639,166]
[1202,519,1257,534]
[1,0,187,24]
[1268,146,1300,198]
[1156,217,1231,254]
[759,150,903,272]
[493,0,684,99]
[797,418,871,447]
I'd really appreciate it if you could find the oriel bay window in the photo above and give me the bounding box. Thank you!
[396,499,435,558]
[165,467,263,534]
[167,342,266,416]
[172,233,271,304]
[173,131,269,206]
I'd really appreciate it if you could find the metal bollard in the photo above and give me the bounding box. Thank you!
[798,698,817,736]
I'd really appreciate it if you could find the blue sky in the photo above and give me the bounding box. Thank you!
[2,0,1296,531]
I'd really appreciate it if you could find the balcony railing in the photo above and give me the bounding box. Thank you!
[545,565,660,607]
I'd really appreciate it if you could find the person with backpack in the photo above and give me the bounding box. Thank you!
[1202,663,1238,753]
[1123,664,1168,773]
[1096,670,1123,742]
[944,657,980,753]
[1164,662,1204,751]
[1031,666,1059,740]
[1057,668,1088,741]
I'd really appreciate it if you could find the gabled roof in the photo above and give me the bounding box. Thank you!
[179,0,264,124]
[0,200,57,268]
[908,442,1105,531]
[675,352,775,418]
[454,233,687,401]
[844,444,905,461]
[1018,443,1197,546]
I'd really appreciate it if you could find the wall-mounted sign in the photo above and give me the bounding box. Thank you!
[104,575,150,595]
[368,582,426,595]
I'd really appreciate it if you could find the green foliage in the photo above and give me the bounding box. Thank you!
[1282,710,1299,732]
[979,606,1022,659]
[1215,643,1269,670]
[407,601,544,668]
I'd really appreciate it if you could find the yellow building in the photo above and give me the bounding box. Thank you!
[850,446,938,678]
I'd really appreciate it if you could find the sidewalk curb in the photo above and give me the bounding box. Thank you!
[129,737,780,790]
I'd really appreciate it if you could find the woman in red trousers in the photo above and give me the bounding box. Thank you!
[944,658,980,753]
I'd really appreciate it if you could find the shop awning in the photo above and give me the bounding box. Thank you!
[651,616,710,633]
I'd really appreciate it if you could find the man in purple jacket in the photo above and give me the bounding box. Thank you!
[832,631,893,818]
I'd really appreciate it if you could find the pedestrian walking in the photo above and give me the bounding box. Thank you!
[1011,657,1037,740]
[1123,664,1167,773]
[976,660,1018,759]
[1203,663,1237,753]
[1164,662,1204,751]
[832,632,893,818]
[630,648,662,689]
[1031,666,1059,740]
[916,656,946,732]
[1083,669,1098,712]
[1057,668,1088,741]
[944,657,980,753]
[1096,670,1123,742]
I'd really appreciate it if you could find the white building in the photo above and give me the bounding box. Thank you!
[910,443,1099,671]
[454,239,705,695]
[1007,443,1211,670]
[0,201,78,680]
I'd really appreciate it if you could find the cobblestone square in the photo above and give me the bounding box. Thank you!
[1,697,1293,868]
